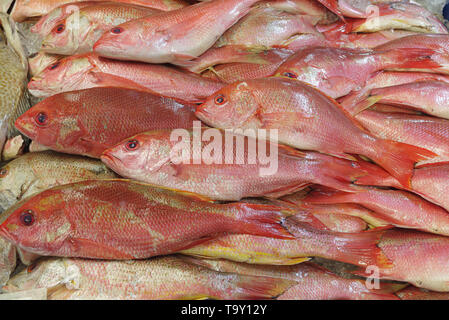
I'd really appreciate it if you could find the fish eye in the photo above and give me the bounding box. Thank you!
[283,72,298,79]
[125,140,139,151]
[0,167,7,178]
[48,62,60,70]
[27,263,37,273]
[55,23,65,34]
[111,27,123,34]
[214,95,226,106]
[20,210,35,226]
[35,112,48,126]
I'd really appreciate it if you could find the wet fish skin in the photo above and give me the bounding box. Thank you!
[0,179,294,259]
[0,151,117,212]
[102,129,381,201]
[41,3,161,55]
[196,77,435,188]
[3,256,294,300]
[396,286,449,300]
[353,229,449,292]
[15,87,197,158]
[93,0,261,64]
[11,0,187,22]
[184,258,398,300]
[28,51,61,77]
[27,53,225,103]
[0,238,15,286]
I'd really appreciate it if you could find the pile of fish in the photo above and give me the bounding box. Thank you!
[0,0,449,300]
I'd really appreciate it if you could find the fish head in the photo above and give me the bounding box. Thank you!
[28,54,95,97]
[0,189,72,254]
[3,258,74,293]
[93,21,154,62]
[42,13,93,55]
[28,52,60,77]
[0,159,35,212]
[31,7,64,36]
[195,81,260,129]
[101,131,173,177]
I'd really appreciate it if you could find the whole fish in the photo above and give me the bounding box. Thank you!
[41,3,161,55]
[3,256,294,300]
[93,0,262,64]
[15,87,197,158]
[356,163,449,214]
[0,151,117,212]
[274,46,440,99]
[0,179,293,259]
[183,218,391,267]
[355,110,449,165]
[353,230,449,292]
[196,77,435,187]
[184,258,398,300]
[214,6,320,50]
[11,0,187,22]
[366,81,449,120]
[28,51,61,77]
[304,187,449,236]
[0,238,15,286]
[27,53,225,103]
[0,14,30,156]
[396,286,449,300]
[321,2,448,34]
[101,129,381,201]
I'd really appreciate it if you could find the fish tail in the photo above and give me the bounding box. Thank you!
[369,140,436,188]
[354,168,402,189]
[226,275,296,300]
[230,203,295,240]
[381,48,441,71]
[303,188,357,206]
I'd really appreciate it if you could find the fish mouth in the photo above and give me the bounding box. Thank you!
[100,152,122,168]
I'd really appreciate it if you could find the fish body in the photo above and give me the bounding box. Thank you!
[396,286,449,300]
[41,3,161,55]
[28,53,224,103]
[0,14,30,155]
[15,87,197,158]
[355,110,449,165]
[3,256,293,300]
[102,129,381,200]
[305,187,449,236]
[187,258,397,300]
[0,151,117,212]
[93,0,261,64]
[183,218,390,267]
[354,230,449,292]
[11,0,187,22]
[196,77,435,187]
[275,46,440,99]
[0,179,293,259]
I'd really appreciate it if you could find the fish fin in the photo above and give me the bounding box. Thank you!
[354,169,402,189]
[258,111,313,129]
[68,237,135,259]
[382,48,441,71]
[345,95,382,116]
[89,72,161,96]
[230,276,297,300]
[175,236,214,252]
[263,183,312,199]
[178,295,211,300]
[415,161,449,169]
[371,140,436,188]
[172,53,198,65]
[231,203,296,239]
[303,188,359,205]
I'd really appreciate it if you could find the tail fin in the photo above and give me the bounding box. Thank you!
[380,48,441,71]
[303,188,358,206]
[225,275,296,300]
[370,140,436,187]
[355,168,402,189]
[229,203,295,240]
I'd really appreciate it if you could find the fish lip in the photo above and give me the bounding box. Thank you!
[100,152,122,167]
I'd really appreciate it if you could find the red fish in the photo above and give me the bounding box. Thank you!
[15,87,197,158]
[0,179,294,259]
[196,77,436,187]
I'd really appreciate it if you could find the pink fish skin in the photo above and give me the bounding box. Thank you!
[274,46,440,99]
[0,179,294,259]
[355,110,449,165]
[376,34,449,74]
[93,0,262,64]
[397,286,449,300]
[316,0,404,19]
[306,212,367,233]
[262,0,335,23]
[304,186,449,236]
[196,77,436,188]
[356,163,449,214]
[186,258,398,300]
[368,81,449,120]
[101,129,381,201]
[353,229,449,292]
[27,53,224,103]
